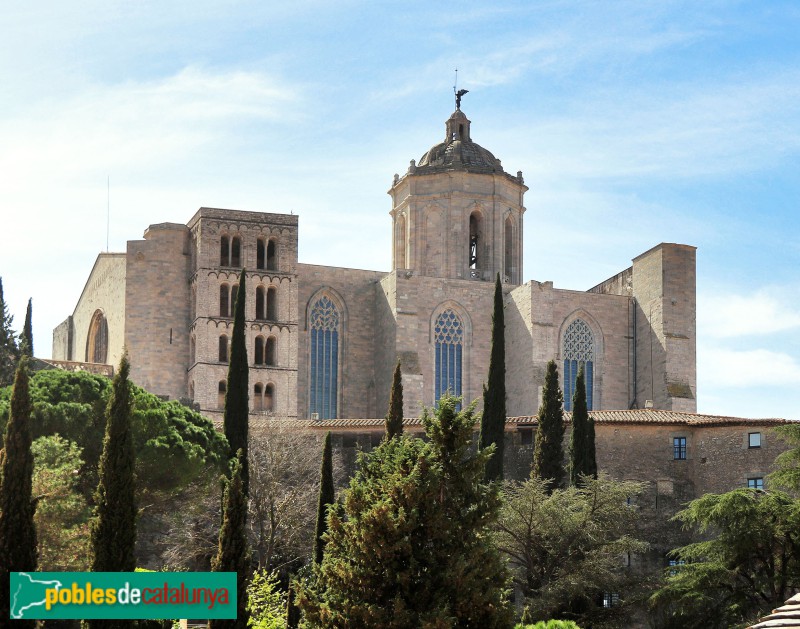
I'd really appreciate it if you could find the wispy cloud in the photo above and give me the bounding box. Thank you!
[699,346,800,389]
[698,288,800,338]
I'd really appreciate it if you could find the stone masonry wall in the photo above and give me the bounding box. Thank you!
[296,263,386,419]
[125,224,191,400]
[58,253,127,366]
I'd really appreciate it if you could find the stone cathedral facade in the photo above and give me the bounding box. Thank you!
[52,107,697,422]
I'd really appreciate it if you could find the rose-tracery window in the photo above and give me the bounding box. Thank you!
[563,318,594,411]
[310,295,340,419]
[434,309,463,405]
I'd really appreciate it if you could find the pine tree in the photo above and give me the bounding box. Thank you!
[532,360,566,492]
[225,268,249,495]
[314,431,334,564]
[385,361,404,439]
[0,277,19,387]
[298,396,512,627]
[21,298,33,357]
[569,366,597,486]
[90,354,136,574]
[0,357,37,627]
[210,450,250,629]
[480,273,506,481]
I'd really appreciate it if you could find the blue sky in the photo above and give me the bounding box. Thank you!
[1,1,798,419]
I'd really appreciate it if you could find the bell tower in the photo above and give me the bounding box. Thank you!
[389,107,527,284]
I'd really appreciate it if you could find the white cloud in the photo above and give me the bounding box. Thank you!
[699,346,800,389]
[698,289,800,338]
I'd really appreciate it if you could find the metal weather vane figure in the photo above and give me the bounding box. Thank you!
[453,68,469,110]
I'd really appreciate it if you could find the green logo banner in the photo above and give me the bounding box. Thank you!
[10,572,237,620]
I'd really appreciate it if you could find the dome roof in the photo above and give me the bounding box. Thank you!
[415,109,507,176]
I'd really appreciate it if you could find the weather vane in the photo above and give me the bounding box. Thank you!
[454,68,468,110]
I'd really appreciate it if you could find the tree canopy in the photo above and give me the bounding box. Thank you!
[497,475,648,628]
[298,395,512,628]
[650,488,800,629]
[0,368,228,499]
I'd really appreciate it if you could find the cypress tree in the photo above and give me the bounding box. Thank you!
[385,361,404,439]
[286,583,300,628]
[225,268,249,495]
[480,273,506,481]
[569,366,597,486]
[21,297,33,357]
[0,357,37,627]
[0,277,19,387]
[210,450,250,629]
[90,354,136,575]
[532,360,565,492]
[314,431,334,565]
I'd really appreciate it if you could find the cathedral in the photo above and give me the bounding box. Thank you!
[52,105,697,422]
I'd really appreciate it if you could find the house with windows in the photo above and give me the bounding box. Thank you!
[52,105,697,423]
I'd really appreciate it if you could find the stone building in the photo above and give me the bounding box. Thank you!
[52,105,697,422]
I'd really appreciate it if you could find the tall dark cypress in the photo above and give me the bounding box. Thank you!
[385,361,404,439]
[90,354,136,574]
[532,360,565,492]
[21,298,33,357]
[480,274,506,481]
[569,366,597,486]
[210,450,250,629]
[225,268,249,495]
[286,582,301,628]
[314,431,334,564]
[0,357,37,627]
[0,277,19,387]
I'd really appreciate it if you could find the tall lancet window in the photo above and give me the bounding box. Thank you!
[563,318,594,411]
[310,295,340,419]
[434,309,463,405]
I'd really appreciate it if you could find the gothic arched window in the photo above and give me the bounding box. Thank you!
[434,309,463,404]
[310,295,340,419]
[563,318,594,411]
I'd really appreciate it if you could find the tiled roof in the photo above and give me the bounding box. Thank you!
[303,409,793,430]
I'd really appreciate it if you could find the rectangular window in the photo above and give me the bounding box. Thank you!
[748,477,764,490]
[602,592,620,608]
[673,437,687,460]
[668,558,685,576]
[748,432,761,448]
[520,429,533,446]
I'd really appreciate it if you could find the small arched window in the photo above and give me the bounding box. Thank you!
[267,287,278,320]
[230,284,239,316]
[256,286,266,320]
[218,381,226,409]
[254,336,265,365]
[504,215,514,283]
[469,211,482,276]
[220,236,229,266]
[190,335,196,365]
[563,318,595,411]
[219,284,229,317]
[231,236,241,268]
[266,239,277,271]
[219,334,229,363]
[257,238,266,270]
[265,383,275,412]
[266,336,277,366]
[254,383,263,411]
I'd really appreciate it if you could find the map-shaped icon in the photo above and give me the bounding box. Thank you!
[11,572,63,619]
